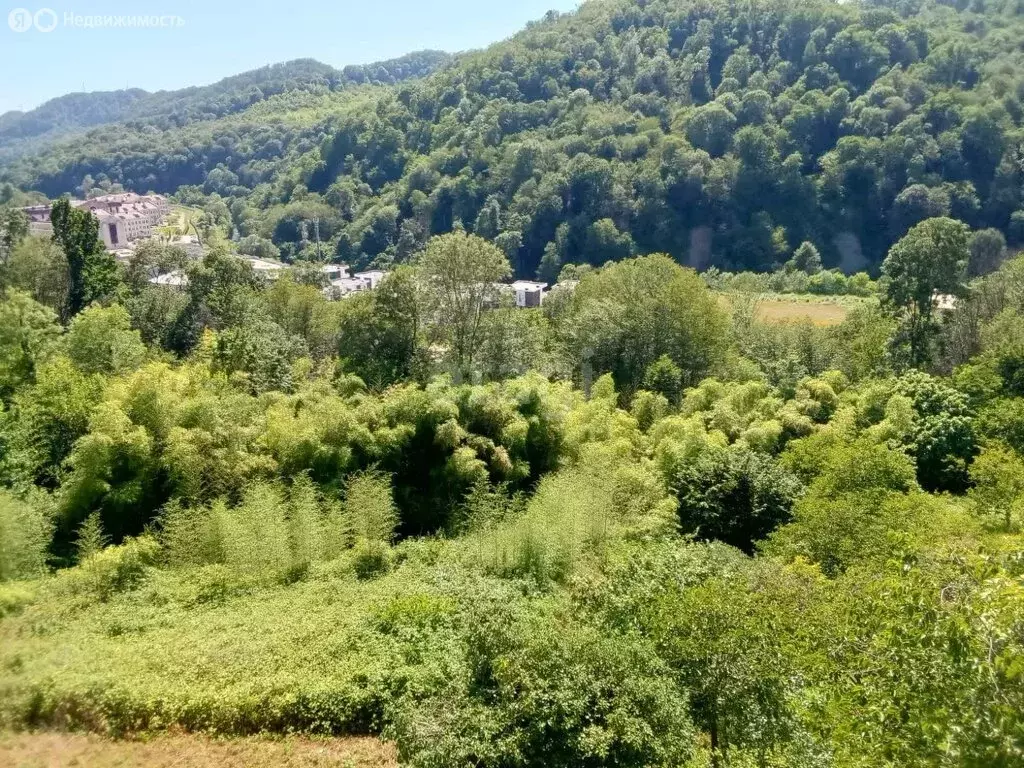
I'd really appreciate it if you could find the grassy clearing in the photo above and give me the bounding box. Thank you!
[718,291,873,326]
[0,555,417,734]
[0,731,396,767]
[755,298,852,326]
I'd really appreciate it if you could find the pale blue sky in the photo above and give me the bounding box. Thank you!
[0,0,580,114]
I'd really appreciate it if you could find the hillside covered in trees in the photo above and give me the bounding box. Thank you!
[0,52,451,159]
[3,0,1024,278]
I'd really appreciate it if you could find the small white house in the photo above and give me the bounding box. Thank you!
[324,276,371,300]
[322,263,350,282]
[355,270,388,290]
[246,257,286,280]
[510,280,548,308]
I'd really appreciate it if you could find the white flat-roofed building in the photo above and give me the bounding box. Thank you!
[510,280,548,308]
[246,257,287,279]
[324,276,371,300]
[354,270,387,290]
[322,263,350,282]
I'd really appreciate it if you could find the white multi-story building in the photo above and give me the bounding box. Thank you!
[94,209,127,249]
[24,193,171,250]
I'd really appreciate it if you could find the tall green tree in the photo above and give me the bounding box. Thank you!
[0,291,60,401]
[565,255,729,396]
[882,217,969,368]
[338,266,424,387]
[0,208,28,268]
[2,236,70,315]
[49,198,118,320]
[63,304,147,377]
[417,232,510,376]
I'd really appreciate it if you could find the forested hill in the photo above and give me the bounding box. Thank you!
[4,0,1024,276]
[0,51,451,156]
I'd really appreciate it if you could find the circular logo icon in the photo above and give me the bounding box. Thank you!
[8,8,34,32]
[34,8,57,32]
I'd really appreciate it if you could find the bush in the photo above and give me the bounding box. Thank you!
[0,490,51,581]
[477,466,617,584]
[57,535,161,602]
[389,604,695,768]
[968,443,1024,532]
[892,371,977,493]
[0,581,37,617]
[352,539,392,580]
[160,480,340,581]
[342,470,398,546]
[672,446,804,553]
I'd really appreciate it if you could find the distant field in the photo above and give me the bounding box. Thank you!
[155,205,203,239]
[719,292,873,327]
[0,731,396,768]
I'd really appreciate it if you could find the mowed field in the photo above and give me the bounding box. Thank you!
[719,292,872,327]
[0,731,396,768]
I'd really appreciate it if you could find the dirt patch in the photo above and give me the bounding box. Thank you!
[0,731,397,768]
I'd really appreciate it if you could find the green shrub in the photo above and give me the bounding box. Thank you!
[0,581,37,617]
[891,371,977,494]
[477,466,616,584]
[58,535,161,602]
[672,445,804,553]
[184,564,251,606]
[389,605,694,768]
[341,470,398,546]
[159,499,226,568]
[161,479,343,581]
[0,490,51,581]
[352,539,392,580]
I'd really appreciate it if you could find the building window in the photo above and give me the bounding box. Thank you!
[109,223,119,245]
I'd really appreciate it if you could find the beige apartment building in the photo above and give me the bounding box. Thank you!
[23,193,171,250]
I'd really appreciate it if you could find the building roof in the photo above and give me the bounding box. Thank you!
[246,257,286,272]
[511,280,548,291]
[329,277,370,292]
[149,271,189,287]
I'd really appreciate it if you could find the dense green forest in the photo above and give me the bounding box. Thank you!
[2,183,1024,764]
[4,0,1024,277]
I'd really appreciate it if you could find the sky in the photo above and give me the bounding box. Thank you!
[0,0,581,114]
